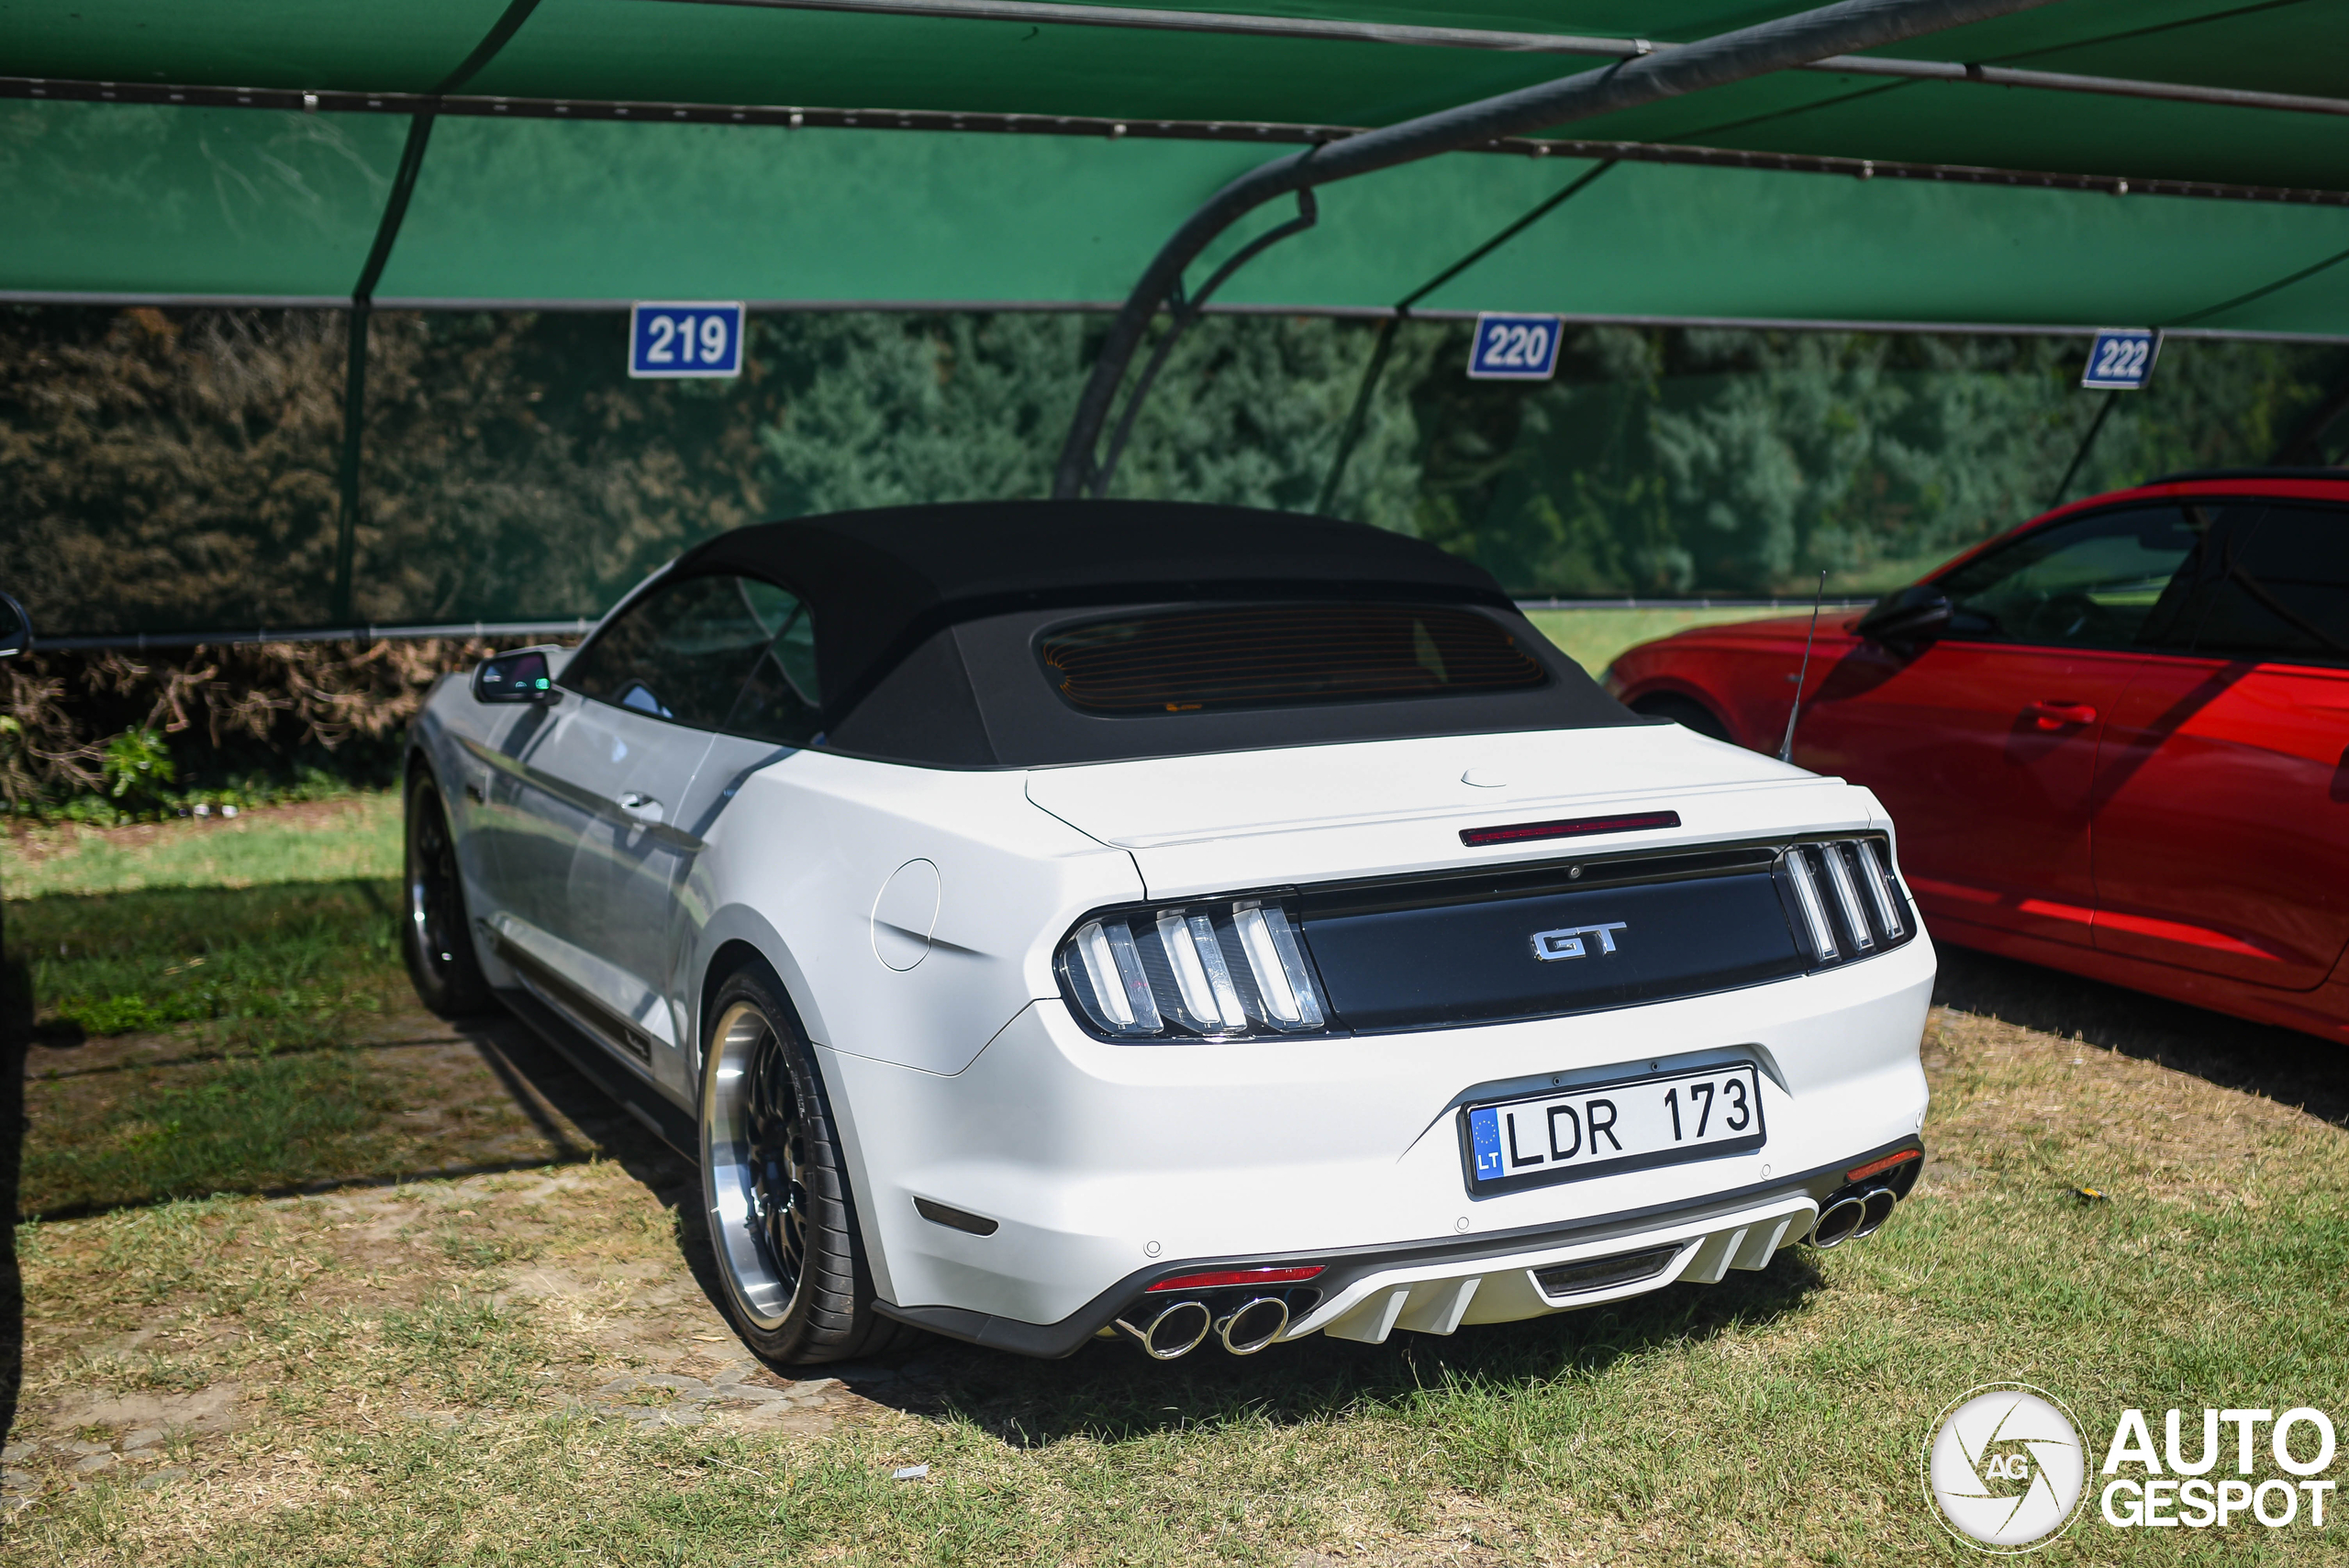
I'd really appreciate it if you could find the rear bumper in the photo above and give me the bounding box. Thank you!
[827,929,1934,1354]
[876,1136,1923,1357]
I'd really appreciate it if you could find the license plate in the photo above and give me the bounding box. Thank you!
[1462,1062,1766,1195]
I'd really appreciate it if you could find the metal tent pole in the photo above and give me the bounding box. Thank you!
[1052,0,2066,501]
[2045,391,2120,511]
[1312,159,1620,516]
[327,0,548,627]
[660,0,2349,125]
[331,117,436,627]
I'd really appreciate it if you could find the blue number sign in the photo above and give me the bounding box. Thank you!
[629,302,745,379]
[1468,312,1564,381]
[2080,328,2158,391]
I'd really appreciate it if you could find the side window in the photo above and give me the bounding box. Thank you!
[1937,506,2201,650]
[722,603,823,746]
[2175,504,2349,665]
[561,573,803,731]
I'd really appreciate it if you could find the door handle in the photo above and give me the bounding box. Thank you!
[618,791,665,824]
[2024,700,2099,731]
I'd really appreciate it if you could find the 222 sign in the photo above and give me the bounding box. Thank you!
[2080,328,2159,391]
[1468,312,1564,381]
[629,302,745,379]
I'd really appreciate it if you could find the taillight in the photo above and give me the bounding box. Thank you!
[1057,896,1328,1041]
[1779,838,1910,966]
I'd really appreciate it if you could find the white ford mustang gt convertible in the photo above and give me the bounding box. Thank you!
[403,500,1930,1367]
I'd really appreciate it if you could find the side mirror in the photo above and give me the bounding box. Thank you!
[473,649,557,704]
[1854,584,1951,650]
[0,591,30,659]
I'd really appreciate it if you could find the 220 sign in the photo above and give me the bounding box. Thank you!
[1468,312,1564,381]
[629,302,745,379]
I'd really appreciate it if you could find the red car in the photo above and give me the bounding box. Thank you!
[1606,469,2349,1043]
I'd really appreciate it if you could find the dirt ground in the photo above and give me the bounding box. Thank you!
[3,1002,953,1514]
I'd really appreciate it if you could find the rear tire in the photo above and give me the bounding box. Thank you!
[698,962,914,1366]
[1631,692,1734,746]
[403,769,496,1018]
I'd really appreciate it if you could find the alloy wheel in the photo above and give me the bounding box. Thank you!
[704,1001,811,1330]
[408,789,469,978]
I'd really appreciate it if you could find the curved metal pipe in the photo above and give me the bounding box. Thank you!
[1854,1185,1899,1239]
[1217,1296,1291,1355]
[1811,1195,1868,1250]
[1051,0,2064,499]
[1116,1299,1214,1359]
[1088,188,1318,497]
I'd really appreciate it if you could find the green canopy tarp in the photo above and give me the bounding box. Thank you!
[6,0,2349,334]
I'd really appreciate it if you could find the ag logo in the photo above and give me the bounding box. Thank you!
[1923,1385,2088,1552]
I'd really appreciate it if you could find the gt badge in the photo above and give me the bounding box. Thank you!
[1531,922,1628,962]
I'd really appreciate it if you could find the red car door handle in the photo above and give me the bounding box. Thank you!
[2025,700,2099,730]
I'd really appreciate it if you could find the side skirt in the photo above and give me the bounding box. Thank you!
[495,984,699,1158]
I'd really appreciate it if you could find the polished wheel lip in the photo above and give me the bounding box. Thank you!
[703,998,810,1334]
[407,786,463,974]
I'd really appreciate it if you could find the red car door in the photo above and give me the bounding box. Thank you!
[2091,499,2349,989]
[1796,504,2201,949]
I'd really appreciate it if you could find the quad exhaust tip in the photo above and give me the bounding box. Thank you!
[1113,1295,1291,1359]
[1854,1185,1898,1238]
[1217,1296,1289,1355]
[1811,1184,1898,1250]
[1117,1299,1214,1360]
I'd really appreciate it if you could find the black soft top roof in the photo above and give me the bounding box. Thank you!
[671,500,1515,717]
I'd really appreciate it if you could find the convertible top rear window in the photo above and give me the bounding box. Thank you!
[1039,604,1548,716]
[625,501,1642,765]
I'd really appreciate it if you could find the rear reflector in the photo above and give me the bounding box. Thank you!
[1459,810,1680,848]
[1846,1148,1922,1184]
[912,1197,1000,1236]
[1145,1265,1324,1293]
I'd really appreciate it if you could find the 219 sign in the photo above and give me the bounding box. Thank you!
[629,302,745,379]
[1468,312,1564,381]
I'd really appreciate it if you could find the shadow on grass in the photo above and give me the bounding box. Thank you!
[1932,944,2349,1129]
[13,1010,692,1224]
[12,878,405,1049]
[2,941,28,1449]
[453,1010,689,1195]
[4,873,689,1223]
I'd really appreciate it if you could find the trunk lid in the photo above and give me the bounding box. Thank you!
[1024,725,1878,897]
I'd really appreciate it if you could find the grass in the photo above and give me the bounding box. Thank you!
[6,796,505,1218]
[18,1043,412,1220]
[8,784,2349,1563]
[9,993,2346,1563]
[16,880,404,1044]
[2,791,401,901]
[1522,606,1795,679]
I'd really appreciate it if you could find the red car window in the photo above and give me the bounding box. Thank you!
[2173,502,2349,666]
[1938,506,2204,650]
